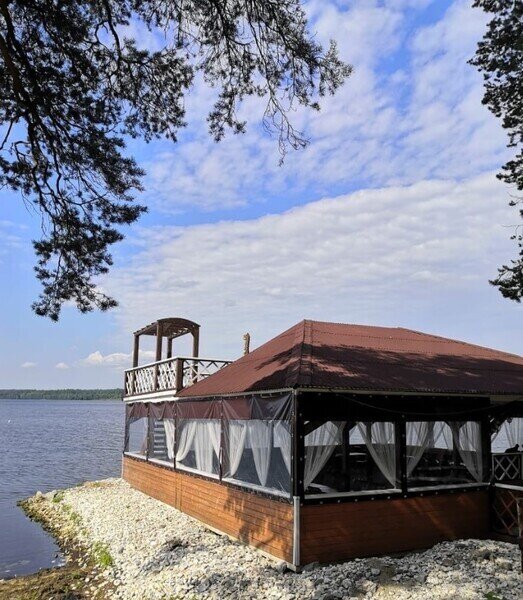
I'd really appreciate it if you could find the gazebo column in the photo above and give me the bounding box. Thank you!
[481,418,492,482]
[130,334,140,395]
[132,334,140,368]
[154,321,163,391]
[167,337,173,359]
[192,327,200,358]
[292,391,304,568]
[396,420,407,493]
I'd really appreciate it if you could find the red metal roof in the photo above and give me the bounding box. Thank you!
[178,320,523,397]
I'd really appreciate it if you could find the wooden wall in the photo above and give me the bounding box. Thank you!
[122,456,294,562]
[300,490,489,564]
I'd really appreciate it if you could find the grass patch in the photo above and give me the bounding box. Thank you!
[92,542,113,568]
[52,491,65,503]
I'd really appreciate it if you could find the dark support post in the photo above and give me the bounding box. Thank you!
[173,403,178,469]
[192,327,200,358]
[518,498,523,574]
[191,328,200,383]
[145,404,151,461]
[154,321,163,391]
[167,337,173,359]
[131,334,140,395]
[292,390,303,569]
[133,334,140,368]
[292,390,304,499]
[481,418,492,483]
[175,357,184,392]
[397,419,407,493]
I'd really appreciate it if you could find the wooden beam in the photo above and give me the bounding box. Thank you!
[154,322,163,391]
[155,321,163,361]
[192,327,200,358]
[167,337,173,359]
[132,334,140,368]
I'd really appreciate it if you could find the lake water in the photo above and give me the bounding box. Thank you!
[0,399,123,579]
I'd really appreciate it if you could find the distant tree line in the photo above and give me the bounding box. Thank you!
[0,389,123,400]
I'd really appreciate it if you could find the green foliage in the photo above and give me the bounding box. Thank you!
[52,491,65,503]
[0,1,351,320]
[92,541,113,568]
[471,1,523,302]
[0,388,122,400]
[484,592,503,600]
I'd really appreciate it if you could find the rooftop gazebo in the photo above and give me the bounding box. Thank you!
[122,319,523,568]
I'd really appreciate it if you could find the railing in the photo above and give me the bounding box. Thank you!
[124,356,231,397]
[492,452,523,483]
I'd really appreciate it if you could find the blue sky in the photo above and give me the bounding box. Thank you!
[1,0,521,389]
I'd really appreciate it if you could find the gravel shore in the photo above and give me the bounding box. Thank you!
[12,478,523,599]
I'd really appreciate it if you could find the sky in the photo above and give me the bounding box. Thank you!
[0,0,522,389]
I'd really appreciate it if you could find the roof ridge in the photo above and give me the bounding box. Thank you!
[284,320,308,387]
[396,327,523,359]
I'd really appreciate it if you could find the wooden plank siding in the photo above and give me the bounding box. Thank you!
[122,456,294,562]
[300,491,489,564]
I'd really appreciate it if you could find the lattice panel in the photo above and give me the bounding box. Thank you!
[493,454,522,481]
[157,361,177,391]
[182,359,230,388]
[492,487,523,537]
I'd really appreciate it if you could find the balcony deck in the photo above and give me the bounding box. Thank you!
[124,356,231,400]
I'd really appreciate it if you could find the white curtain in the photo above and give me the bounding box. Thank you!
[406,422,431,476]
[358,422,397,488]
[304,421,345,489]
[493,418,523,448]
[194,420,221,473]
[163,419,175,460]
[176,420,197,462]
[506,418,523,447]
[456,421,483,482]
[228,421,248,477]
[248,421,273,486]
[274,421,292,474]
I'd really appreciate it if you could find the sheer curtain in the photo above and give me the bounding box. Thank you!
[227,421,248,477]
[406,422,431,476]
[501,418,523,447]
[456,421,483,482]
[358,422,397,488]
[194,420,221,473]
[163,419,175,460]
[176,420,197,462]
[274,421,292,474]
[506,418,523,447]
[248,421,273,486]
[304,421,345,489]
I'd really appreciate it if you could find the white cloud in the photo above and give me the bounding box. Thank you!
[106,172,522,361]
[55,362,69,370]
[21,361,36,368]
[80,349,156,368]
[140,0,506,215]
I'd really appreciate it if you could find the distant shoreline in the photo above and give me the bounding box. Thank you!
[0,389,123,401]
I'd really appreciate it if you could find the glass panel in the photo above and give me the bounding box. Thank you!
[492,417,523,452]
[149,417,175,462]
[304,421,397,496]
[127,417,148,456]
[407,421,482,488]
[223,420,291,494]
[176,418,220,476]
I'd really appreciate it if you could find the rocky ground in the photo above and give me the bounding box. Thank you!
[1,478,521,600]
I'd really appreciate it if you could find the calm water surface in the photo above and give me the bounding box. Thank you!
[0,399,123,578]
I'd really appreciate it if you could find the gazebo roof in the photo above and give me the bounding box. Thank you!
[178,319,523,397]
[134,317,199,338]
